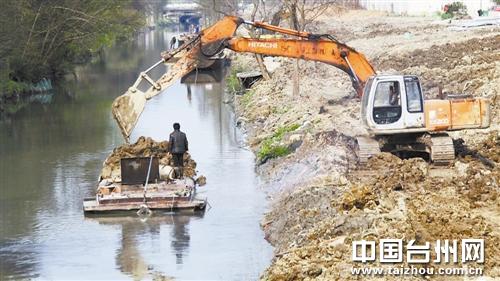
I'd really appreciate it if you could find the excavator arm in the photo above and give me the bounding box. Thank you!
[112,16,375,140]
[226,37,374,92]
[200,16,375,93]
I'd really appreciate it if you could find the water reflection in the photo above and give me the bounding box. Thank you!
[85,213,203,280]
[0,240,40,279]
[0,28,272,280]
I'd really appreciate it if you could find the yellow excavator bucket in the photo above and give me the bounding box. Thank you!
[112,45,200,141]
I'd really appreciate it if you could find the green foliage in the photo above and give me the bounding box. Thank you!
[240,89,255,107]
[273,123,300,140]
[257,123,300,162]
[441,1,468,19]
[226,66,244,94]
[0,0,144,95]
[440,12,453,19]
[0,80,30,97]
[447,2,467,13]
[258,141,291,161]
[226,73,243,94]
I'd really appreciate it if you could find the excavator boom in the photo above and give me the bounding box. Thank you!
[112,16,376,140]
[227,37,375,92]
[200,16,375,94]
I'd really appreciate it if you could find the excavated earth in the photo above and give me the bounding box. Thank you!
[100,136,197,182]
[229,8,499,281]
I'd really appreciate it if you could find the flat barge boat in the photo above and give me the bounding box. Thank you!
[83,157,206,214]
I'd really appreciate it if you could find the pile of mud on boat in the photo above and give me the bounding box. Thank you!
[83,137,207,214]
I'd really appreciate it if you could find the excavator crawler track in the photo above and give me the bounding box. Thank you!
[356,136,381,164]
[429,134,455,165]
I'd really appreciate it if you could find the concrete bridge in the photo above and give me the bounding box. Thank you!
[162,2,202,29]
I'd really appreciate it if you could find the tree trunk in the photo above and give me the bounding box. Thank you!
[288,3,300,97]
[292,59,300,96]
[250,0,270,80]
[255,54,271,80]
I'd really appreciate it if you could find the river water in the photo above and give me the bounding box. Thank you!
[0,29,273,280]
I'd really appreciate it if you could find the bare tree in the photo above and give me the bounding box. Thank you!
[197,0,336,89]
[284,0,337,31]
[195,0,239,24]
[197,0,275,79]
[283,0,337,96]
[248,0,271,80]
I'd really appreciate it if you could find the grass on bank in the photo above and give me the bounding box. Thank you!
[226,66,244,94]
[240,89,255,107]
[257,123,300,162]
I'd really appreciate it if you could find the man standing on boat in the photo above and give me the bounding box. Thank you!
[169,122,189,178]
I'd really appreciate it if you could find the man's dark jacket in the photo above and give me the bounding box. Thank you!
[169,130,188,153]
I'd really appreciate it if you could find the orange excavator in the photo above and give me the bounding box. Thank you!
[112,16,490,164]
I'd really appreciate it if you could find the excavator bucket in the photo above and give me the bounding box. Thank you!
[112,90,147,141]
[112,46,201,141]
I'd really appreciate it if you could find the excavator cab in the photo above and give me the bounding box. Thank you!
[361,75,426,135]
[358,74,489,164]
[372,80,402,124]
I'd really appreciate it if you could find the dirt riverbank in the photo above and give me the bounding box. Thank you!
[229,8,499,280]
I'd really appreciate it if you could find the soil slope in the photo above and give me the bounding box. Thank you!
[230,8,499,281]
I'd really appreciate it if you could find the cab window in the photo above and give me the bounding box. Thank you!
[405,79,423,113]
[372,81,401,124]
[361,78,373,118]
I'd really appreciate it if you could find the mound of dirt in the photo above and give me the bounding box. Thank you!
[472,131,500,162]
[367,153,427,191]
[374,35,500,71]
[262,150,500,280]
[100,136,197,182]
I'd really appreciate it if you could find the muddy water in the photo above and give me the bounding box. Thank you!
[0,29,272,280]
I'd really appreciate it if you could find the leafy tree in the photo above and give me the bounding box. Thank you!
[0,0,144,91]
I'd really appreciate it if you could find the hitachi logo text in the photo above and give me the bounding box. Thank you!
[248,42,278,49]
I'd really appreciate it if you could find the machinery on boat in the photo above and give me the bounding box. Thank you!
[83,157,206,214]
